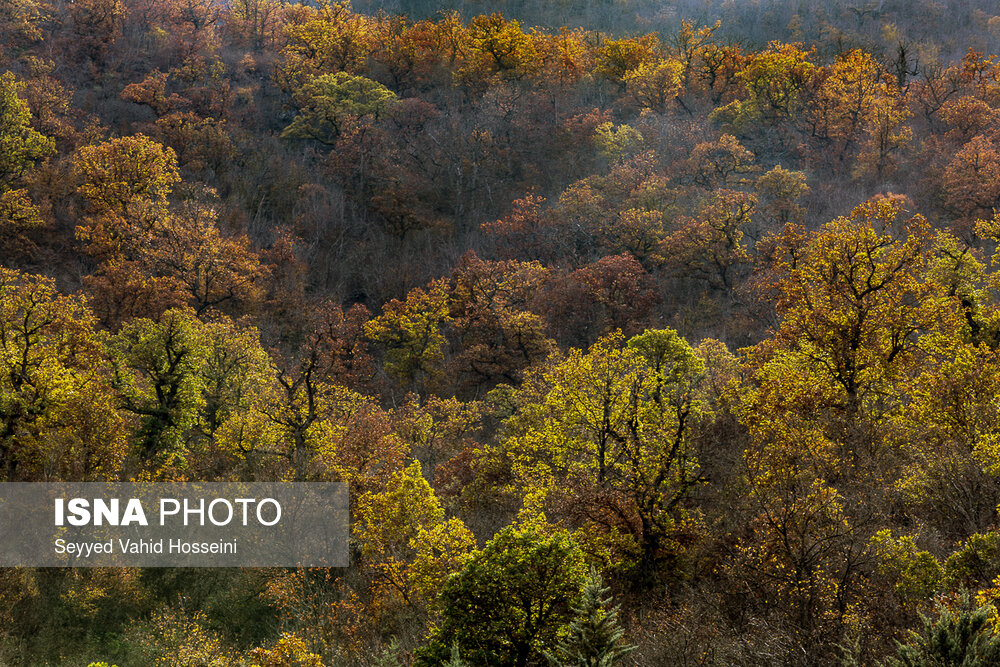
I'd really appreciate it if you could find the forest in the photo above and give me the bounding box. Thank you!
[6,0,1000,664]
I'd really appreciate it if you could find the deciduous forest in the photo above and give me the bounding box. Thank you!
[7,0,1000,664]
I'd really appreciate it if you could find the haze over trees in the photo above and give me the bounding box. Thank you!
[6,0,1000,664]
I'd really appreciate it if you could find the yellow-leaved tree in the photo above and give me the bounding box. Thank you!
[482,328,705,575]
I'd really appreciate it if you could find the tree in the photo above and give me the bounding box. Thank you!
[82,259,189,329]
[226,0,285,51]
[565,253,659,338]
[713,41,815,131]
[364,279,452,393]
[72,134,180,226]
[938,96,999,145]
[278,0,374,88]
[73,138,262,320]
[123,607,234,666]
[662,189,756,289]
[369,15,446,91]
[0,71,51,246]
[622,58,684,113]
[355,461,475,616]
[153,112,236,175]
[755,165,809,226]
[120,71,185,117]
[460,13,540,83]
[447,252,553,392]
[734,197,967,647]
[543,569,634,667]
[415,524,588,667]
[682,134,758,188]
[108,308,210,464]
[534,27,593,90]
[667,19,719,91]
[0,269,124,481]
[69,0,125,62]
[755,197,951,448]
[0,0,47,50]
[241,319,403,484]
[0,188,44,243]
[248,633,324,667]
[146,202,266,314]
[19,59,77,142]
[105,310,272,475]
[0,71,54,188]
[392,394,480,481]
[697,42,744,106]
[490,329,705,573]
[594,35,659,88]
[282,73,398,145]
[603,207,666,267]
[805,49,884,163]
[196,317,274,445]
[854,86,912,182]
[591,123,641,166]
[942,135,1000,228]
[887,598,1000,667]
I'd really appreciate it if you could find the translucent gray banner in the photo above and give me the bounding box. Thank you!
[0,483,349,567]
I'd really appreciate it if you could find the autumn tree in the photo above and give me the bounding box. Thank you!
[368,15,446,91]
[594,35,659,89]
[108,308,212,466]
[911,61,965,127]
[854,90,913,181]
[682,133,758,188]
[278,0,374,89]
[447,252,553,393]
[354,461,475,621]
[804,49,884,163]
[72,134,180,250]
[226,0,285,51]
[666,19,719,91]
[746,197,952,471]
[593,122,643,163]
[0,0,47,52]
[459,13,540,84]
[365,279,452,394]
[391,394,480,480]
[19,58,78,143]
[120,71,185,117]
[0,71,53,238]
[105,307,271,477]
[487,329,705,574]
[0,71,53,188]
[533,26,593,91]
[70,0,125,61]
[238,305,402,484]
[622,58,684,113]
[0,269,125,481]
[662,189,756,290]
[697,42,745,106]
[563,253,659,338]
[74,137,265,321]
[153,112,236,176]
[733,197,966,651]
[712,41,816,132]
[755,165,809,227]
[145,201,266,314]
[481,194,572,265]
[941,135,1000,229]
[415,524,588,667]
[282,73,397,145]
